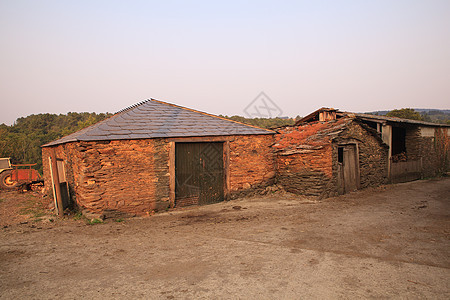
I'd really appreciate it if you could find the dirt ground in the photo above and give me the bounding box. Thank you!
[1,178,449,299]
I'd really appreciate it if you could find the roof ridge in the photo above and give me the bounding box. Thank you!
[115,99,151,114]
[150,98,275,133]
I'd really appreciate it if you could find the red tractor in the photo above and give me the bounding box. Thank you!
[0,157,43,189]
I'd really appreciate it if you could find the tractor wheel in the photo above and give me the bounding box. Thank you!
[0,170,18,189]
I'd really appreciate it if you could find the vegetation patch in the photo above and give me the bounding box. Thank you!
[18,197,47,221]
[86,218,104,225]
[72,211,83,221]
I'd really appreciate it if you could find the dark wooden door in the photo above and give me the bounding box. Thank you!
[343,145,359,193]
[175,142,224,207]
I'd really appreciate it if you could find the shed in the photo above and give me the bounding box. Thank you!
[42,99,275,216]
[337,112,450,182]
[273,108,389,197]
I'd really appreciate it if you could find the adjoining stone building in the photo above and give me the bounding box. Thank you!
[273,108,389,198]
[273,107,449,198]
[42,99,275,216]
[338,111,450,182]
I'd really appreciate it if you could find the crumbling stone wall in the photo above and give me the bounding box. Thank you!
[273,121,339,197]
[229,135,276,197]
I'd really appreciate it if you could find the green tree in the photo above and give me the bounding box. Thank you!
[0,112,112,173]
[386,108,423,121]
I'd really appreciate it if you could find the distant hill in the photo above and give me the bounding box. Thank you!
[365,109,450,124]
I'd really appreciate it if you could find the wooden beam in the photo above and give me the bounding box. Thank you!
[167,136,234,143]
[49,149,64,216]
[168,142,175,208]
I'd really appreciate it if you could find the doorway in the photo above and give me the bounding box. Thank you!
[175,142,224,207]
[337,144,360,194]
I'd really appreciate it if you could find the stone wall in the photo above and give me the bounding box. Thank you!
[273,119,389,198]
[43,134,276,215]
[43,139,170,216]
[273,121,338,197]
[415,127,449,177]
[331,122,389,196]
[396,125,449,178]
[276,146,332,197]
[229,134,276,196]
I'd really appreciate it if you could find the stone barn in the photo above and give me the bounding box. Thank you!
[42,99,275,216]
[273,108,389,198]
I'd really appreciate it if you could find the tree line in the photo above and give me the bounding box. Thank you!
[0,112,111,173]
[382,108,450,124]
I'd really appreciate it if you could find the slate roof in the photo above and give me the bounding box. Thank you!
[43,99,274,147]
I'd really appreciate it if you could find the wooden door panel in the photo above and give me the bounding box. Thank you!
[175,142,224,207]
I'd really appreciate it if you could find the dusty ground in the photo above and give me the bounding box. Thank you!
[0,178,449,299]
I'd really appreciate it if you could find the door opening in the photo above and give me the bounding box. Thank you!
[337,144,360,194]
[175,142,224,207]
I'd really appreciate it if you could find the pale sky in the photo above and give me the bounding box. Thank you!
[1,0,449,125]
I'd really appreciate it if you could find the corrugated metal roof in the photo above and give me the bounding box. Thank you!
[43,99,274,147]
